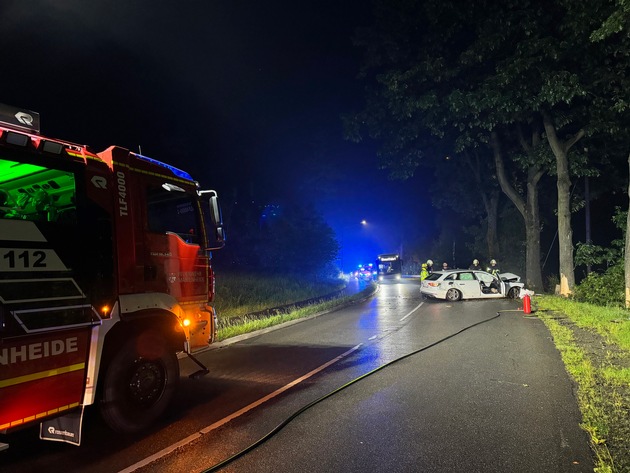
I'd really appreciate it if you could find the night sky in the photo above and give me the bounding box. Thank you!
[1,0,430,270]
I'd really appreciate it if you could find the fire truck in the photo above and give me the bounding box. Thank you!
[0,104,225,448]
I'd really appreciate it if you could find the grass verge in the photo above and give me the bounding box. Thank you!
[214,272,346,319]
[216,282,376,341]
[537,295,630,473]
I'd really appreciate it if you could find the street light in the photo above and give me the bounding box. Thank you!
[339,219,368,274]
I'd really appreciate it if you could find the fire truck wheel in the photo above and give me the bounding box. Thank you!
[99,330,180,433]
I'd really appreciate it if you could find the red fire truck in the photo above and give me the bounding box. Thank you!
[0,104,225,448]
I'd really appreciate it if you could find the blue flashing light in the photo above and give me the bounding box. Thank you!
[134,153,193,181]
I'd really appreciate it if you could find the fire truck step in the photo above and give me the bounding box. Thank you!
[189,368,210,379]
[185,351,210,379]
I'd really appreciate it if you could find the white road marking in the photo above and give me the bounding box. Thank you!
[118,343,363,473]
[399,301,424,322]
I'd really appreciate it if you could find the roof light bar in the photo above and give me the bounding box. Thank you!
[134,153,193,181]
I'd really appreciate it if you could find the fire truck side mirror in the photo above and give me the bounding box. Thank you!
[209,194,223,227]
[207,193,226,249]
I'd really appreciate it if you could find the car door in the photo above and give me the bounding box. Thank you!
[454,271,482,298]
[474,271,503,298]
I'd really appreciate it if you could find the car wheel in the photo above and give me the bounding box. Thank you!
[508,287,520,299]
[446,288,462,302]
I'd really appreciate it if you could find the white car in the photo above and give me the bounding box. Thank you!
[420,269,524,301]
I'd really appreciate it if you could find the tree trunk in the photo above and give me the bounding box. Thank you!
[485,191,500,258]
[525,174,543,291]
[491,130,544,291]
[625,152,630,309]
[464,150,500,260]
[542,112,583,296]
[556,150,574,295]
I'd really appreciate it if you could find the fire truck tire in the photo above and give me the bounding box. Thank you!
[99,330,179,434]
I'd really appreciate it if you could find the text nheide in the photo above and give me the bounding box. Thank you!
[0,337,78,365]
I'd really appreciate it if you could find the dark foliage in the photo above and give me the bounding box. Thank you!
[572,263,624,307]
[214,200,340,278]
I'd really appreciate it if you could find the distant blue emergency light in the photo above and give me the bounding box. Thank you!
[135,153,193,181]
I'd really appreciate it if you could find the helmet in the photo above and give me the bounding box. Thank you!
[427,260,433,265]
[421,263,427,268]
[490,259,496,265]
[473,259,479,265]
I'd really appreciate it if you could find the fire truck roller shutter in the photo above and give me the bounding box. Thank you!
[99,327,180,433]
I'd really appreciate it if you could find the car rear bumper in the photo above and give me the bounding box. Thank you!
[420,288,444,299]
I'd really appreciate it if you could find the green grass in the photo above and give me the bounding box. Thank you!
[214,272,346,319]
[216,283,376,341]
[537,295,630,350]
[537,295,630,473]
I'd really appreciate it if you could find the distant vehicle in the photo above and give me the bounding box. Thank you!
[420,269,524,302]
[353,263,376,281]
[376,253,402,281]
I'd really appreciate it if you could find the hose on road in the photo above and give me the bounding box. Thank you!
[203,310,504,472]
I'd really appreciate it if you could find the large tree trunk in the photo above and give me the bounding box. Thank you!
[625,152,630,309]
[491,131,544,291]
[556,152,575,295]
[525,173,543,291]
[464,150,500,260]
[542,112,584,296]
[485,191,500,258]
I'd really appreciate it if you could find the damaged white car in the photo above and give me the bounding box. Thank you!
[420,269,524,302]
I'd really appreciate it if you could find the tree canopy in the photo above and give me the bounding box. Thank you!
[346,0,629,291]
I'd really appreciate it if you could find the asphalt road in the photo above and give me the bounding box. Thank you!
[0,279,593,472]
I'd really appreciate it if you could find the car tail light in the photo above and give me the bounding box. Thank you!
[427,282,440,287]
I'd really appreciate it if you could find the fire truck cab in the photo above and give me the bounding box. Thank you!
[0,104,225,447]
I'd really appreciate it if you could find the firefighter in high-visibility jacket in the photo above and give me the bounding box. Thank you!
[420,263,429,280]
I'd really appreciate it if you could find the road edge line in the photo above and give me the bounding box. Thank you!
[119,343,363,473]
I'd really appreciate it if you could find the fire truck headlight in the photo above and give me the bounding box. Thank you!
[182,318,192,327]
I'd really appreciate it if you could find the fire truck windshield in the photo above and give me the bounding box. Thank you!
[147,185,201,244]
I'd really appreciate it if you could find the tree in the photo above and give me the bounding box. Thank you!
[588,0,630,306]
[347,0,628,293]
[346,0,551,289]
[259,203,340,277]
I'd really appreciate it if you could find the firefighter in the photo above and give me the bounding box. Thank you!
[0,189,11,215]
[469,259,482,271]
[486,259,501,276]
[426,259,434,273]
[420,263,429,280]
[0,189,24,219]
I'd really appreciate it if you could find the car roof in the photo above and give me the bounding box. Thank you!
[435,269,493,276]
